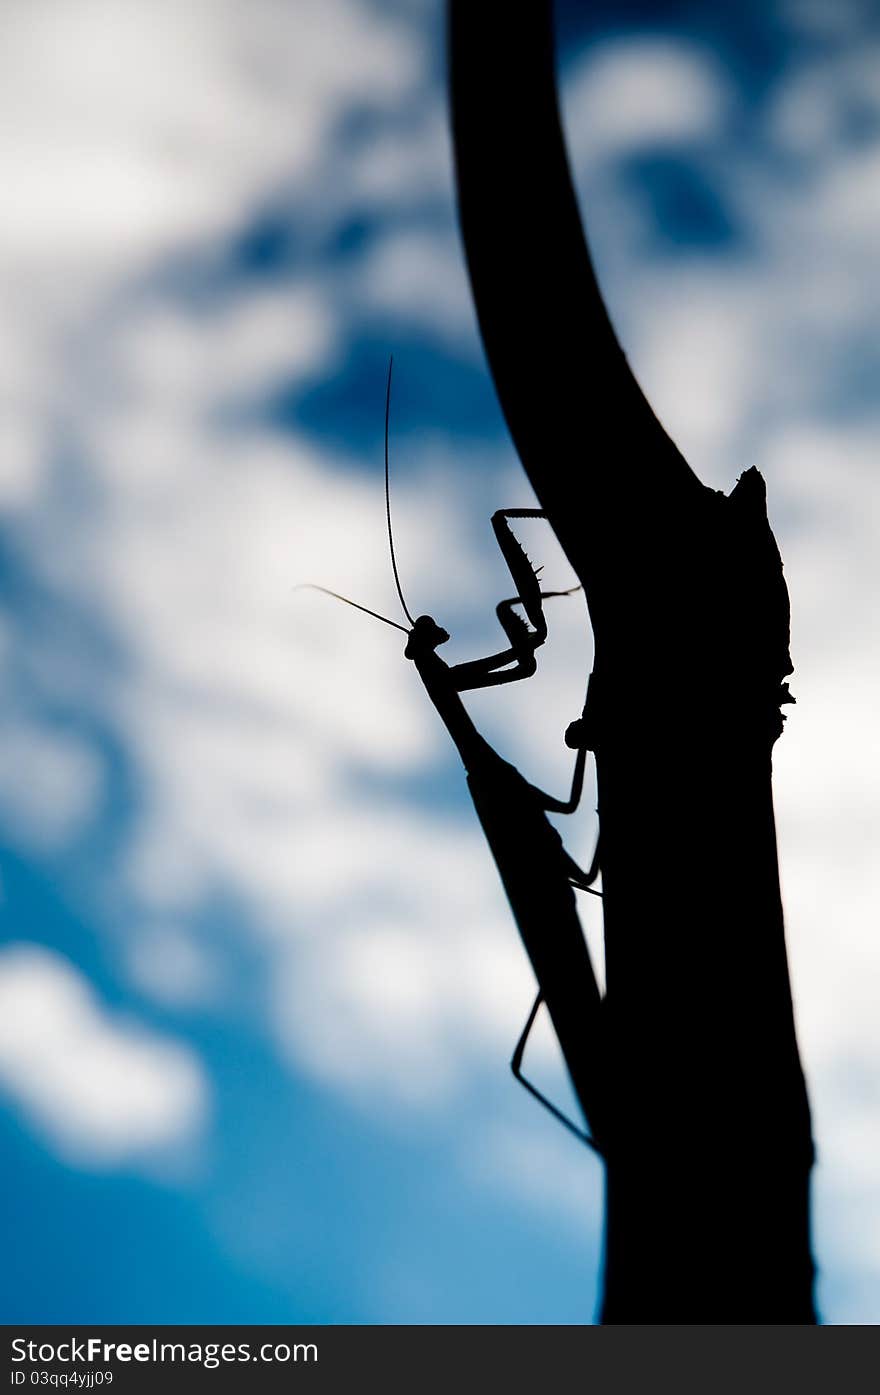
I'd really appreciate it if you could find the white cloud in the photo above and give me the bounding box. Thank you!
[0,944,208,1164]
[0,0,421,267]
[565,39,729,162]
[770,29,880,155]
[624,271,760,476]
[115,286,337,409]
[0,0,423,547]
[344,100,452,211]
[0,717,103,849]
[272,841,542,1105]
[357,227,475,342]
[126,924,222,1008]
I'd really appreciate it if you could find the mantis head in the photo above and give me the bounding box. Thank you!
[405,615,450,659]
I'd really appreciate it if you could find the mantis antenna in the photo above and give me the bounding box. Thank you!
[384,356,416,628]
[293,584,409,633]
[294,357,418,637]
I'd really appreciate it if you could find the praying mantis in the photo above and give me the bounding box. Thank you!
[300,361,607,1153]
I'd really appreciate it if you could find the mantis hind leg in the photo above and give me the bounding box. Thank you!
[511,992,602,1155]
[565,838,601,894]
[510,838,604,1151]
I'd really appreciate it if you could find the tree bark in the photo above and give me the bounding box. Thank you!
[448,1,816,1322]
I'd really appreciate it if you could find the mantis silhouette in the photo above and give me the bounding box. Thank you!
[300,361,606,1151]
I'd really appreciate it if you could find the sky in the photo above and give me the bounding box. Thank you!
[0,0,878,1324]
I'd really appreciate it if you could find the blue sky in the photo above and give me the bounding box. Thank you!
[0,0,879,1324]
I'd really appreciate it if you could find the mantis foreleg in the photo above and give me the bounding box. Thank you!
[491,508,548,638]
[451,588,573,691]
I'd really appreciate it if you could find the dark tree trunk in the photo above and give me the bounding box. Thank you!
[448,2,816,1322]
